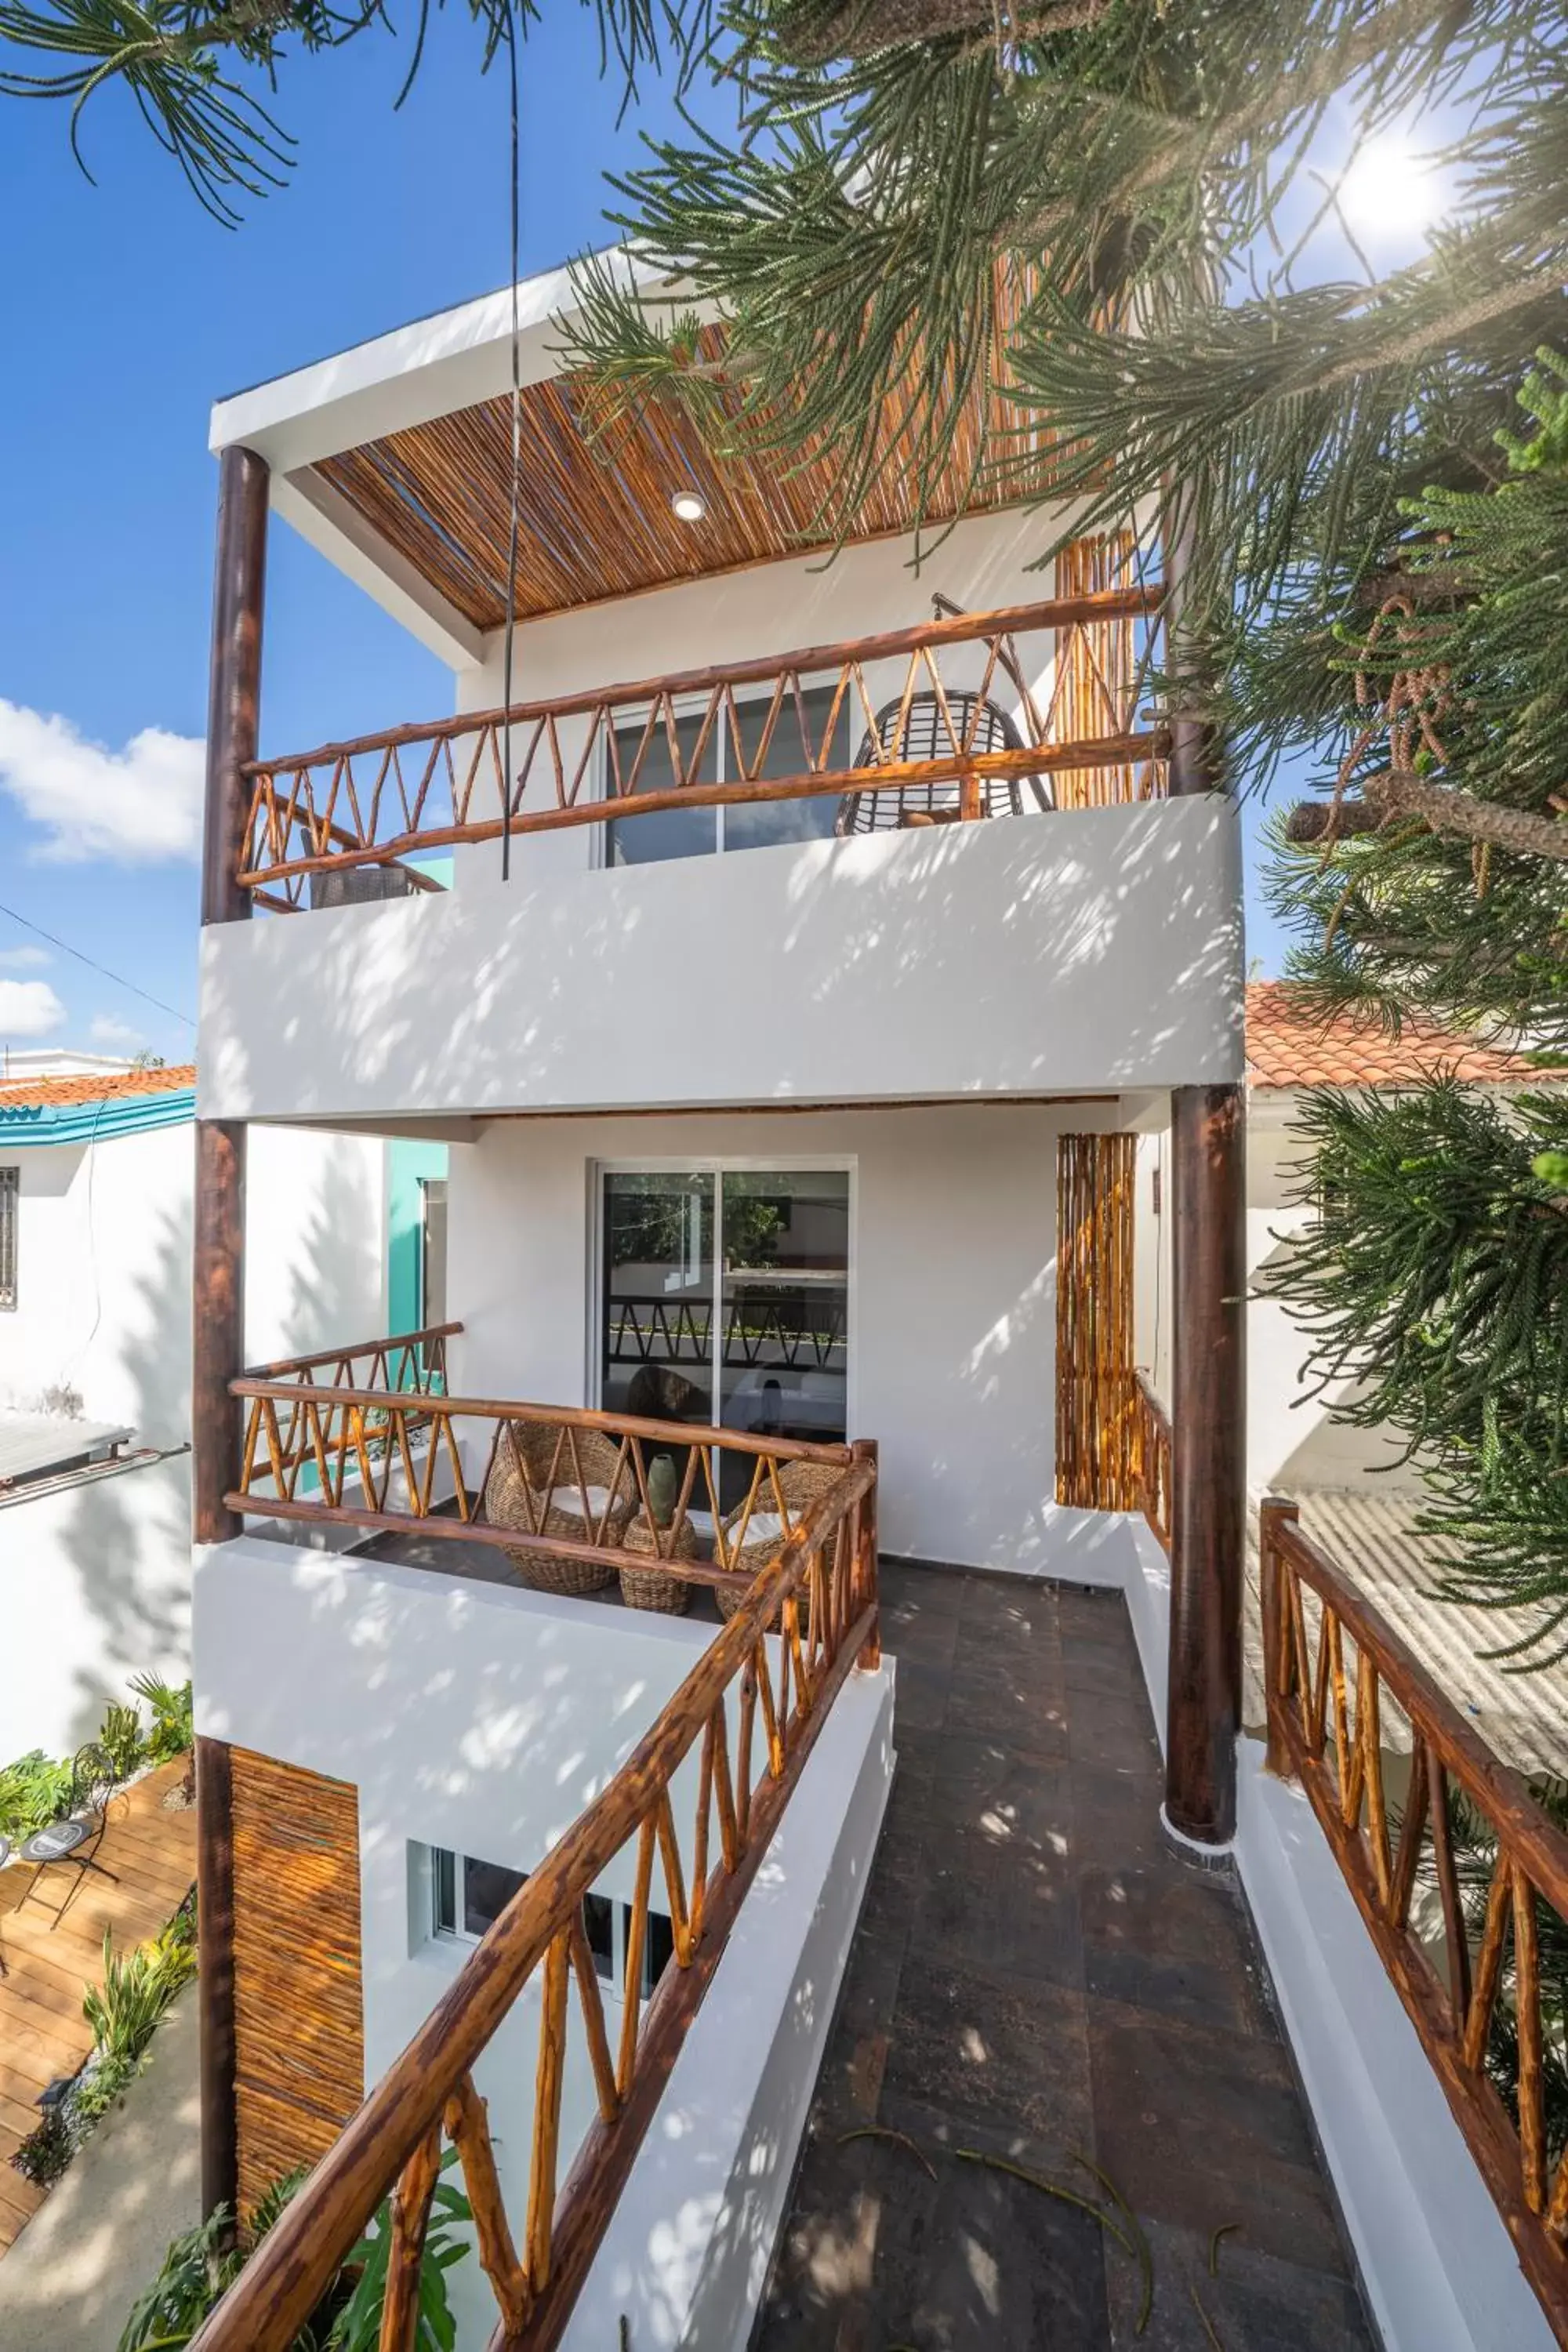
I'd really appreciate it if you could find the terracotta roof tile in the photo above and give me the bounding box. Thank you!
[0,1065,196,1110]
[1245,983,1536,1091]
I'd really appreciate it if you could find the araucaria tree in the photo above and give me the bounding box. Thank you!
[9,0,1568,1652]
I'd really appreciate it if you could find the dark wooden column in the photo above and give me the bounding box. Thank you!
[1162,517,1247,1847]
[193,445,267,1546]
[196,1735,238,2221]
[194,446,267,2227]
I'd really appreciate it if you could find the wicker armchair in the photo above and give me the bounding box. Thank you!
[483,1419,633,1597]
[715,1456,845,1624]
[834,690,1050,834]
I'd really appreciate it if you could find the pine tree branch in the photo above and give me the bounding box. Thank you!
[1365,769,1568,864]
[775,0,1109,67]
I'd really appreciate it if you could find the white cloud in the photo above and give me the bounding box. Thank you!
[0,701,203,863]
[0,979,67,1037]
[0,944,49,970]
[89,1013,147,1052]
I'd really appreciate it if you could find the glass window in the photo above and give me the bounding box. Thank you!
[584,1891,615,1984]
[601,1172,715,1429]
[461,1855,527,1939]
[605,684,850,867]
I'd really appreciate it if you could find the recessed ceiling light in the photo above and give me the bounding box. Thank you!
[670,490,707,524]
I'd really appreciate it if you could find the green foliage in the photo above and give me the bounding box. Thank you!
[82,1919,198,2073]
[115,2154,472,2352]
[0,0,709,223]
[11,2103,75,2187]
[98,1700,148,1783]
[1441,1777,1568,2169]
[129,1673,194,1762]
[1261,1080,1568,1662]
[0,1748,74,1841]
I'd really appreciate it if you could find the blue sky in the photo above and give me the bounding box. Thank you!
[0,28,1304,1065]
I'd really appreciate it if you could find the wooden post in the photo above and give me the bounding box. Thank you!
[1258,1495,1298,1780]
[1162,506,1246,1846]
[194,448,266,2227]
[851,1437,880,1668]
[193,445,267,1547]
[196,1736,238,2224]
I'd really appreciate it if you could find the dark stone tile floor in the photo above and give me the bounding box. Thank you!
[752,1562,1376,2352]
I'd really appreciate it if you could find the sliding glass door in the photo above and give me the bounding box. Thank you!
[599,1167,850,1490]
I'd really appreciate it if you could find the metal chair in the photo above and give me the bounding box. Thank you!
[18,1742,120,1924]
[834,690,1051,834]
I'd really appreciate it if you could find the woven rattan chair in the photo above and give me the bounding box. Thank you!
[834,691,1050,835]
[716,1456,845,1624]
[483,1420,632,1597]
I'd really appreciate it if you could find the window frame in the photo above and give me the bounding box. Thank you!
[426,1845,671,1998]
[589,1156,858,1446]
[597,682,855,870]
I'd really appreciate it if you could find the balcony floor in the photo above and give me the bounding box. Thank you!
[755,1563,1375,2350]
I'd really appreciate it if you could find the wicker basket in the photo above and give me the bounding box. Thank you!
[618,1512,697,1615]
[716,1457,844,1624]
[483,1420,631,1597]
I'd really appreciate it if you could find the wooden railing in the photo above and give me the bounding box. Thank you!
[1260,1497,1568,2339]
[191,1452,879,2352]
[1134,1374,1171,1552]
[236,587,1167,909]
[230,1331,864,1603]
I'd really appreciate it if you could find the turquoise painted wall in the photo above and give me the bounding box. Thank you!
[388,1138,449,1334]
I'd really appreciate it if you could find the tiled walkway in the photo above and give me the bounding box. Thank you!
[755,1564,1375,2350]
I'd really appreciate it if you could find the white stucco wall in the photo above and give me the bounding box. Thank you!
[193,1534,894,2352]
[439,1101,1145,1575]
[1,1120,389,1757]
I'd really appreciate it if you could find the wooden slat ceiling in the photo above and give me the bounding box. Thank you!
[311,307,1051,631]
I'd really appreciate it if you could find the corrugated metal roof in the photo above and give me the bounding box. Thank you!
[0,1414,134,1486]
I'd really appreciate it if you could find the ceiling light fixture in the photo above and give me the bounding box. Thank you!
[670,490,707,524]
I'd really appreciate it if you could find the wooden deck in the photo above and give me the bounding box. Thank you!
[0,1759,197,2255]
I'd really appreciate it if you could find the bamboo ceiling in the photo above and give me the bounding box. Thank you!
[311,303,1051,631]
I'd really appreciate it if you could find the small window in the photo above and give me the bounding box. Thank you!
[429,1846,672,1997]
[0,1167,15,1310]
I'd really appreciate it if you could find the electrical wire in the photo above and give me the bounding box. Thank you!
[499,2,523,885]
[0,896,195,1029]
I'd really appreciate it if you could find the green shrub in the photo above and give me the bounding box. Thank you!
[10,2104,74,2188]
[0,1750,73,1842]
[129,1675,194,1762]
[116,2155,471,2352]
[98,1702,147,1783]
[82,1923,198,2074]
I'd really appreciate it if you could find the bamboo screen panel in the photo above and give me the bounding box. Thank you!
[1054,533,1148,808]
[231,1748,364,2216]
[1055,1133,1139,1510]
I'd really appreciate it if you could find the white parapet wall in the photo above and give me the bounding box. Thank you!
[193,1534,894,2352]
[1104,1514,1555,2352]
[198,797,1243,1127]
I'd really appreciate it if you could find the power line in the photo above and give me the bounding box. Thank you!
[0,896,196,1029]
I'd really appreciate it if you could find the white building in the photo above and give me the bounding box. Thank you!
[0,1054,412,1756]
[180,266,1559,2352]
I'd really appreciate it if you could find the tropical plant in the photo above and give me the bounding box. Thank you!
[115,2154,472,2352]
[129,1673,194,1762]
[11,2101,75,2187]
[0,1748,74,1841]
[98,1700,148,1783]
[83,1919,198,2071]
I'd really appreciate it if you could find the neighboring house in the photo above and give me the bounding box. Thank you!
[0,1054,433,1755]
[177,268,1555,2352]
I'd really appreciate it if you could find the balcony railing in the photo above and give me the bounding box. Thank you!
[192,1427,879,2351]
[1134,1374,1171,1552]
[1259,1497,1568,2336]
[229,1322,869,1606]
[236,586,1167,910]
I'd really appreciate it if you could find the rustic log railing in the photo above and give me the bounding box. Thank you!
[237,586,1167,909]
[229,1330,864,1604]
[1260,1497,1568,2339]
[190,1448,879,2352]
[1134,1374,1171,1552]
